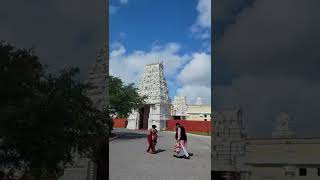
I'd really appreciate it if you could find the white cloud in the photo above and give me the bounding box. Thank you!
[196,0,211,28]
[214,76,320,137]
[191,0,211,40]
[176,52,211,105]
[110,42,126,57]
[177,85,211,105]
[0,0,105,78]
[110,42,190,85]
[178,52,211,86]
[119,0,128,5]
[215,0,320,137]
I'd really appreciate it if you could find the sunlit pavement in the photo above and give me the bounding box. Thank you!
[109,128,211,180]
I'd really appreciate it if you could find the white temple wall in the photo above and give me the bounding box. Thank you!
[127,110,138,130]
[145,104,171,130]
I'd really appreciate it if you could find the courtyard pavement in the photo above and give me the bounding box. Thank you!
[109,128,211,180]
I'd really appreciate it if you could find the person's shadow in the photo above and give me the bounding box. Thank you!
[175,152,194,158]
[155,149,166,154]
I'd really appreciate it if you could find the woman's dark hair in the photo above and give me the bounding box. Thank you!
[176,123,180,126]
[152,125,156,128]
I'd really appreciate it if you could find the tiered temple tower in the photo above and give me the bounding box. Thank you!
[212,107,247,180]
[172,96,188,118]
[85,44,108,180]
[61,45,108,180]
[86,44,108,111]
[127,62,171,130]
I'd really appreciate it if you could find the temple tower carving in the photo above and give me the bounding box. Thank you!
[127,62,171,130]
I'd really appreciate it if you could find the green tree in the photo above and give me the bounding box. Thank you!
[108,76,145,118]
[92,76,145,180]
[108,76,145,128]
[0,41,146,180]
[0,41,108,179]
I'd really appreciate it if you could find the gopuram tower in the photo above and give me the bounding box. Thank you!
[127,62,171,130]
[212,107,247,180]
[86,44,108,111]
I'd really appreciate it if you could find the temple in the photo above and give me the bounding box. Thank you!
[212,109,320,180]
[172,96,188,120]
[127,62,171,130]
[172,96,211,121]
[86,44,108,111]
[212,107,247,180]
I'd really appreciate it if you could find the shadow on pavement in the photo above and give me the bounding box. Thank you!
[155,149,166,154]
[115,132,147,140]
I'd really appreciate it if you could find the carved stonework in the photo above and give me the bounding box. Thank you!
[127,62,171,130]
[272,112,295,138]
[212,107,246,172]
[137,62,170,104]
[172,96,188,116]
[86,44,108,111]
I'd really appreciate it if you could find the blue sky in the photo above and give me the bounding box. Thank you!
[110,0,200,53]
[109,0,211,105]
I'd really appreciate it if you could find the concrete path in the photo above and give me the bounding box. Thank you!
[109,128,211,180]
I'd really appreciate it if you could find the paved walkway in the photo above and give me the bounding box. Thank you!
[109,128,211,180]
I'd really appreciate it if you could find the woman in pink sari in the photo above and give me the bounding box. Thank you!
[173,123,190,159]
[146,125,158,154]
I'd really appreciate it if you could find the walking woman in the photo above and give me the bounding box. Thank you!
[146,125,158,154]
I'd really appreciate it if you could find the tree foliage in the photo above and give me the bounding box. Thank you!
[0,42,108,179]
[0,41,145,180]
[108,76,146,118]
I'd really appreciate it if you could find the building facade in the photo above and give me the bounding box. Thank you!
[172,96,188,120]
[212,109,320,180]
[186,105,211,121]
[243,138,320,180]
[172,96,212,121]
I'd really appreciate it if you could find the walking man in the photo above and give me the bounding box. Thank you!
[174,123,190,159]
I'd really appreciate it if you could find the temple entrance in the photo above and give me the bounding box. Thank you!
[139,105,150,129]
